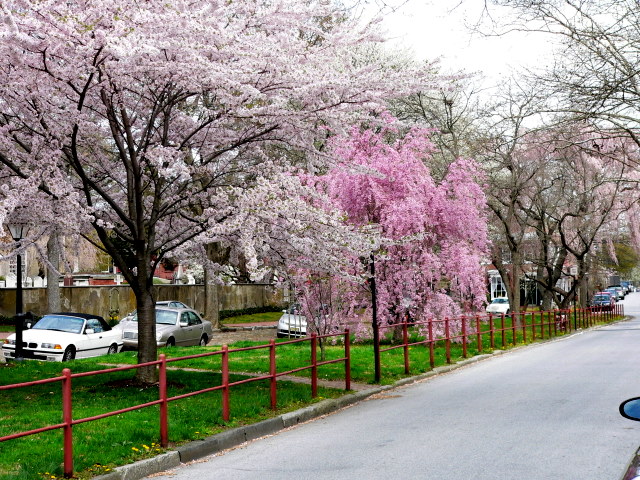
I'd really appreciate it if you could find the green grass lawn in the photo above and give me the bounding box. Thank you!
[0,309,620,480]
[0,353,342,480]
[220,311,282,324]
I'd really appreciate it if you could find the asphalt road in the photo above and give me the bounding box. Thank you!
[148,293,640,480]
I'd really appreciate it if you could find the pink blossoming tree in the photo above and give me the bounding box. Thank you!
[295,123,489,342]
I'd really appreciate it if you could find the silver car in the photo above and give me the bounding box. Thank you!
[120,307,213,348]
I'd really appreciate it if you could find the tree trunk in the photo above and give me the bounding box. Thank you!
[133,253,158,384]
[204,267,220,329]
[494,250,522,324]
[46,232,61,313]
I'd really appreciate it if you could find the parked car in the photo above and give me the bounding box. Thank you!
[277,304,307,338]
[120,307,213,348]
[116,300,193,326]
[591,292,615,312]
[605,286,625,301]
[1,312,122,362]
[486,297,510,315]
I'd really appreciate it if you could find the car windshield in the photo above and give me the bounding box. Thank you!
[594,295,610,302]
[32,315,85,334]
[156,310,179,325]
[132,310,179,325]
[287,304,302,314]
[492,298,508,304]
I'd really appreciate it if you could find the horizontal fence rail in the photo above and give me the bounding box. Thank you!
[0,304,624,478]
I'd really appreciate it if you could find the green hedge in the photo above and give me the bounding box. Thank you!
[0,313,43,326]
[219,305,284,320]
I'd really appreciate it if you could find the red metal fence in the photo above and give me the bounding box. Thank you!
[0,331,351,478]
[379,305,624,374]
[0,304,624,478]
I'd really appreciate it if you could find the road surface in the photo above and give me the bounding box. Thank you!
[109,295,640,477]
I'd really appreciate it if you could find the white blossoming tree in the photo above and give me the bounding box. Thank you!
[0,0,439,382]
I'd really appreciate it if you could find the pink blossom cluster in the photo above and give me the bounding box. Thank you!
[292,124,489,338]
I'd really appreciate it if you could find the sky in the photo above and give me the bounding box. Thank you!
[374,1,556,87]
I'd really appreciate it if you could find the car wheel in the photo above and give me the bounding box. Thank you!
[62,346,76,362]
[166,338,175,348]
[199,335,208,347]
[107,344,118,355]
[506,309,510,316]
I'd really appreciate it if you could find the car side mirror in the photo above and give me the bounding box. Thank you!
[85,328,95,334]
[620,397,640,421]
[179,319,188,327]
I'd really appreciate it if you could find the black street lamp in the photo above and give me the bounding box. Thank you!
[7,222,29,361]
[369,253,381,383]
[363,223,382,383]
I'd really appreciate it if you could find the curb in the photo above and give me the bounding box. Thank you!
[93,319,629,480]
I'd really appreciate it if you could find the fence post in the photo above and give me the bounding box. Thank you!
[475,315,482,353]
[501,313,506,348]
[269,340,277,410]
[222,345,230,422]
[461,316,467,359]
[511,312,517,345]
[445,318,451,364]
[521,312,527,343]
[403,320,410,374]
[428,319,435,369]
[62,368,73,479]
[345,329,351,391]
[531,311,536,341]
[489,314,494,349]
[311,334,318,398]
[159,354,168,448]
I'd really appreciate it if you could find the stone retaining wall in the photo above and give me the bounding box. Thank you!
[0,284,284,321]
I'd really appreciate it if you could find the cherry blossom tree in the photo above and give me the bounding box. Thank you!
[0,0,440,382]
[519,128,637,309]
[302,122,489,339]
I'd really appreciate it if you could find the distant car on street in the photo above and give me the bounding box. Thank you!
[591,292,615,312]
[605,286,625,301]
[1,312,122,362]
[486,297,510,315]
[120,306,213,348]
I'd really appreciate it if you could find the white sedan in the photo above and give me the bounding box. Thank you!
[1,313,123,362]
[486,297,511,315]
[277,304,307,338]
